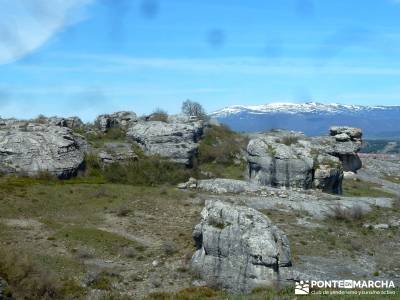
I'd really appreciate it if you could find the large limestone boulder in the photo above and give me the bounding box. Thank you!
[95,111,138,132]
[246,127,362,193]
[0,124,86,178]
[191,200,292,293]
[127,119,204,165]
[247,134,315,189]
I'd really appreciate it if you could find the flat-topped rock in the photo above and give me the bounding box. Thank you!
[127,119,204,165]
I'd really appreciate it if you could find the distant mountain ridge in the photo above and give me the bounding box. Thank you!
[211,102,400,138]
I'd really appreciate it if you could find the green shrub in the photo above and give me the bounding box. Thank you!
[103,157,192,186]
[198,125,248,165]
[197,125,248,179]
[0,247,85,299]
[103,128,126,140]
[83,153,102,178]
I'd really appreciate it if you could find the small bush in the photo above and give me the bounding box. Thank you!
[199,125,247,164]
[120,247,137,259]
[197,125,248,179]
[0,247,80,299]
[104,127,126,140]
[83,153,102,177]
[162,241,178,256]
[149,108,168,122]
[279,135,299,146]
[330,204,364,222]
[35,114,48,124]
[116,205,131,217]
[86,271,114,290]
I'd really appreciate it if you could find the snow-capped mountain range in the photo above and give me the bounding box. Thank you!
[211,102,400,138]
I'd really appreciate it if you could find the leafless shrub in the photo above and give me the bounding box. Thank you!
[162,241,178,256]
[73,247,94,260]
[120,247,137,259]
[149,108,168,122]
[116,205,131,217]
[280,135,299,146]
[181,100,206,118]
[331,204,364,222]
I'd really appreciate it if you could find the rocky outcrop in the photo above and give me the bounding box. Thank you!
[178,178,268,195]
[0,124,86,178]
[94,142,138,165]
[247,133,315,189]
[95,111,137,132]
[0,116,84,130]
[328,126,362,172]
[45,116,84,129]
[127,119,204,165]
[247,127,362,194]
[191,200,292,293]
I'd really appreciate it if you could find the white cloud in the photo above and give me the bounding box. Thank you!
[0,0,94,65]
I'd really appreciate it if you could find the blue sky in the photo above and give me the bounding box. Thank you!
[0,0,400,121]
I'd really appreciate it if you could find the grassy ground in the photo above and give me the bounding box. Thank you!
[1,173,399,299]
[262,203,400,280]
[0,175,202,299]
[342,178,396,198]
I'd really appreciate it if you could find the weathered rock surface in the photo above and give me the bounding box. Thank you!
[45,116,84,129]
[0,116,84,130]
[179,178,268,195]
[95,111,138,132]
[94,142,138,165]
[246,127,362,193]
[191,200,292,293]
[0,124,86,178]
[247,132,343,193]
[127,119,204,165]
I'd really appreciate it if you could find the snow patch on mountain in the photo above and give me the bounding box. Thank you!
[211,102,395,117]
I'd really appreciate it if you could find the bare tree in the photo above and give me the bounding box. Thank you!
[181,100,206,118]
